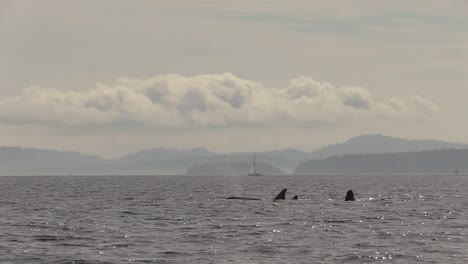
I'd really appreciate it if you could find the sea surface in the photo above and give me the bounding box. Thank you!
[0,175,467,263]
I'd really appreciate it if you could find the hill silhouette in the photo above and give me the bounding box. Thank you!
[295,148,468,175]
[308,134,468,159]
[1,134,468,175]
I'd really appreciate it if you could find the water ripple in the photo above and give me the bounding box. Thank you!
[0,175,467,263]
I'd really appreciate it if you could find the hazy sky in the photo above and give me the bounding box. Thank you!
[1,0,467,157]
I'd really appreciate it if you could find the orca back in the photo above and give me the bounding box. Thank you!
[227,197,261,200]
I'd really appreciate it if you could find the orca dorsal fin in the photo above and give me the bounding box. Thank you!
[345,190,355,201]
[293,195,298,200]
[274,188,287,200]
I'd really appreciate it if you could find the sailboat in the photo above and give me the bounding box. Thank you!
[248,154,263,176]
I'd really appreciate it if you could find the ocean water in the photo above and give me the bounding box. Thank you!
[0,175,467,264]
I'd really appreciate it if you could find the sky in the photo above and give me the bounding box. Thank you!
[1,0,467,157]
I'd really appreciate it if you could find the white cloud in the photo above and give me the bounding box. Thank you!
[0,73,439,128]
[375,95,440,121]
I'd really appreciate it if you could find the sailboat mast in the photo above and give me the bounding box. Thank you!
[253,154,256,174]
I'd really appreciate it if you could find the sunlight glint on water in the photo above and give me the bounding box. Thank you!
[0,175,467,263]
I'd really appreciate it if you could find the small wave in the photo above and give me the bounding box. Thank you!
[32,235,62,242]
[111,243,131,248]
[141,203,160,207]
[57,242,92,247]
[57,260,114,264]
[144,216,168,221]
[32,234,92,242]
[324,220,348,223]
[162,251,189,256]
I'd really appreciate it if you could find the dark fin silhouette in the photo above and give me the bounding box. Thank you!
[227,197,261,200]
[293,195,298,200]
[345,190,355,201]
[274,189,287,200]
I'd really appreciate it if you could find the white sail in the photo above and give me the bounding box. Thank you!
[248,154,262,176]
[249,154,256,175]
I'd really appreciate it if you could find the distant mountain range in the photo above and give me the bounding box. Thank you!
[295,149,468,175]
[308,134,468,159]
[0,147,102,175]
[1,134,468,175]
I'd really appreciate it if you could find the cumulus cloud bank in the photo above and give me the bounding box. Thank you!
[0,73,439,128]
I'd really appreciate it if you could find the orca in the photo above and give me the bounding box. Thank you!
[274,188,287,200]
[292,195,298,200]
[226,197,261,200]
[345,190,355,201]
[227,189,287,200]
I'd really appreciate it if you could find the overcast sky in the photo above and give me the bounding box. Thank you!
[1,0,467,157]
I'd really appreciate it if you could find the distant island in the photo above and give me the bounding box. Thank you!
[185,161,284,176]
[1,134,468,175]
